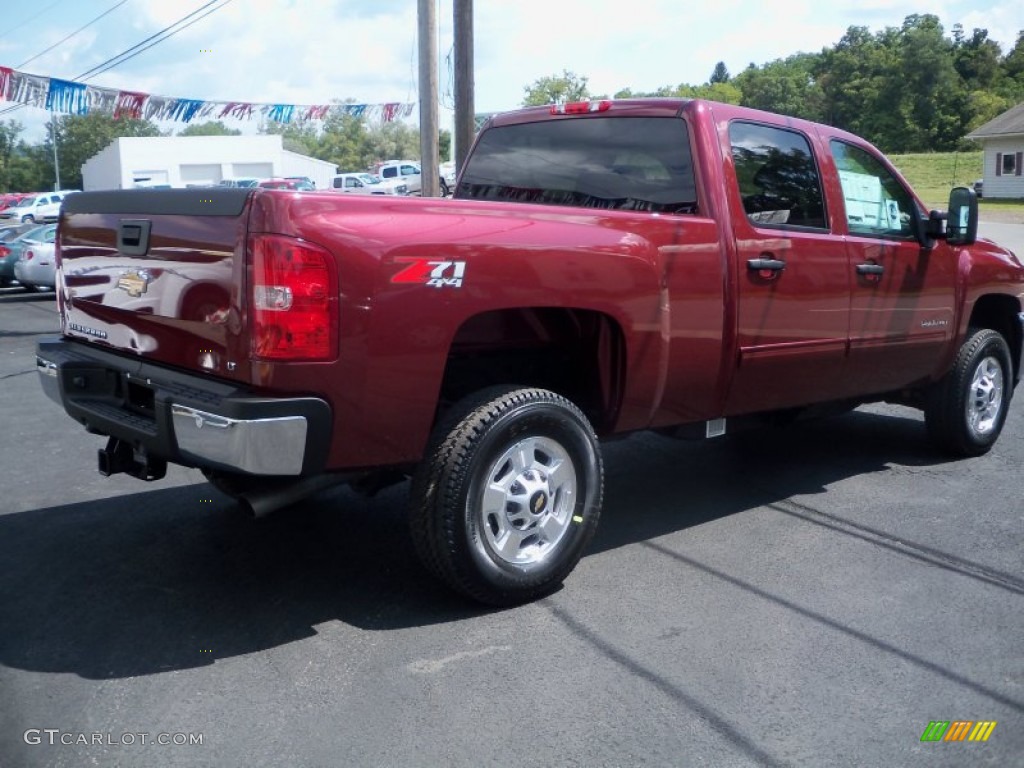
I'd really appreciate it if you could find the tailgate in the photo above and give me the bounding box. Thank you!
[58,189,252,384]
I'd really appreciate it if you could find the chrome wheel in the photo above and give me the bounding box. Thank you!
[926,328,1012,456]
[410,386,602,605]
[477,436,577,567]
[966,355,1003,437]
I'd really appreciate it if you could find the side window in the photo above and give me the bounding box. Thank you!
[997,152,1020,176]
[729,122,827,229]
[382,167,396,179]
[830,140,915,239]
[402,165,419,176]
[344,178,357,188]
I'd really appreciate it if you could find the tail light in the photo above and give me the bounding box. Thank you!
[0,245,9,258]
[550,100,612,115]
[24,249,34,262]
[249,234,338,361]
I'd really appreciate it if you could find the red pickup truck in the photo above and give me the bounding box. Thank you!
[37,98,1024,605]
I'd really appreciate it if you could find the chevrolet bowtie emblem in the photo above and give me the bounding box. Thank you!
[117,269,152,297]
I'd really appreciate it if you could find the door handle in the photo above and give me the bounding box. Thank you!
[856,263,885,275]
[747,258,786,272]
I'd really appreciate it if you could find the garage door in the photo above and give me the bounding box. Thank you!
[232,163,273,179]
[180,164,222,185]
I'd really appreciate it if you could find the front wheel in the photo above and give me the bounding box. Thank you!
[925,328,1013,456]
[410,387,603,606]
[21,215,34,223]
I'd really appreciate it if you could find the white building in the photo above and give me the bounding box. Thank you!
[966,102,1024,200]
[81,135,337,191]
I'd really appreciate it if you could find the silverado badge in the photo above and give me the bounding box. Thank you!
[117,269,152,297]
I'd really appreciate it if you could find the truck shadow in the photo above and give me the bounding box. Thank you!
[0,407,977,680]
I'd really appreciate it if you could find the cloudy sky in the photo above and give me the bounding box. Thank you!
[2,0,1023,143]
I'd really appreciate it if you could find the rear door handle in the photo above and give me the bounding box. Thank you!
[856,263,885,275]
[747,258,786,272]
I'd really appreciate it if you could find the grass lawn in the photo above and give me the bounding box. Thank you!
[888,150,981,208]
[888,150,1023,221]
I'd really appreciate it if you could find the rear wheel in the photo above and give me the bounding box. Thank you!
[410,387,603,606]
[925,328,1013,456]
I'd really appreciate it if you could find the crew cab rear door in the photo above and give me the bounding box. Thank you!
[723,120,851,415]
[826,139,957,394]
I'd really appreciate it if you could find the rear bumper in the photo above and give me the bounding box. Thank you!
[36,337,331,476]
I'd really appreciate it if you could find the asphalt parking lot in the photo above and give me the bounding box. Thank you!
[1,223,1022,767]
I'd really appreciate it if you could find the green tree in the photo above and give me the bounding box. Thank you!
[178,121,241,137]
[522,70,590,106]
[260,118,320,155]
[364,121,422,167]
[734,54,826,122]
[46,113,161,190]
[0,120,23,192]
[816,25,904,148]
[1003,30,1024,97]
[439,128,452,162]
[313,110,372,171]
[896,14,970,151]
[709,61,730,84]
[952,26,1003,90]
[7,144,49,192]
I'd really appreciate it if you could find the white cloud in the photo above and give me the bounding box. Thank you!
[5,0,1023,145]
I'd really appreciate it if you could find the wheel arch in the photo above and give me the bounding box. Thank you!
[436,306,627,436]
[967,294,1023,384]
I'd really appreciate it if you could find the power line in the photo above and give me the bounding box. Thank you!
[16,0,131,70]
[75,0,229,82]
[0,0,232,119]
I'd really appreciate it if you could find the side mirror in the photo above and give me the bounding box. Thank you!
[946,186,978,246]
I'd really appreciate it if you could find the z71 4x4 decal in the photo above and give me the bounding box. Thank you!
[391,258,466,288]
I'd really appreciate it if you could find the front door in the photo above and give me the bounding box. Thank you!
[725,121,851,415]
[828,140,958,395]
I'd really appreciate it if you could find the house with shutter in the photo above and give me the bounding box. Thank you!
[966,102,1024,199]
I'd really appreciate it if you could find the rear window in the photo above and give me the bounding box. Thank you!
[457,116,698,214]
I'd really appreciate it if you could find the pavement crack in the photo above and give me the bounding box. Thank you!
[0,369,34,381]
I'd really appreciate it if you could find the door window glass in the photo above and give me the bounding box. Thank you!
[729,122,827,229]
[830,140,916,239]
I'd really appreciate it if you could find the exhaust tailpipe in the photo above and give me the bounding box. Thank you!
[237,473,352,518]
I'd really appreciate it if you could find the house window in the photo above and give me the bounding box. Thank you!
[996,151,1023,177]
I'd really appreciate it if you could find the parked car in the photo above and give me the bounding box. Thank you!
[0,222,56,287]
[285,176,316,188]
[329,172,408,195]
[0,193,31,211]
[258,178,315,190]
[439,162,457,196]
[217,178,261,188]
[0,191,77,223]
[974,179,984,198]
[0,223,30,242]
[14,240,56,291]
[376,161,422,195]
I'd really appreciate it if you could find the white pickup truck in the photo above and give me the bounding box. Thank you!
[329,173,409,196]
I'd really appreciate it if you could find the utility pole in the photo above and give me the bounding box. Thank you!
[51,112,62,191]
[417,0,439,197]
[453,0,474,173]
